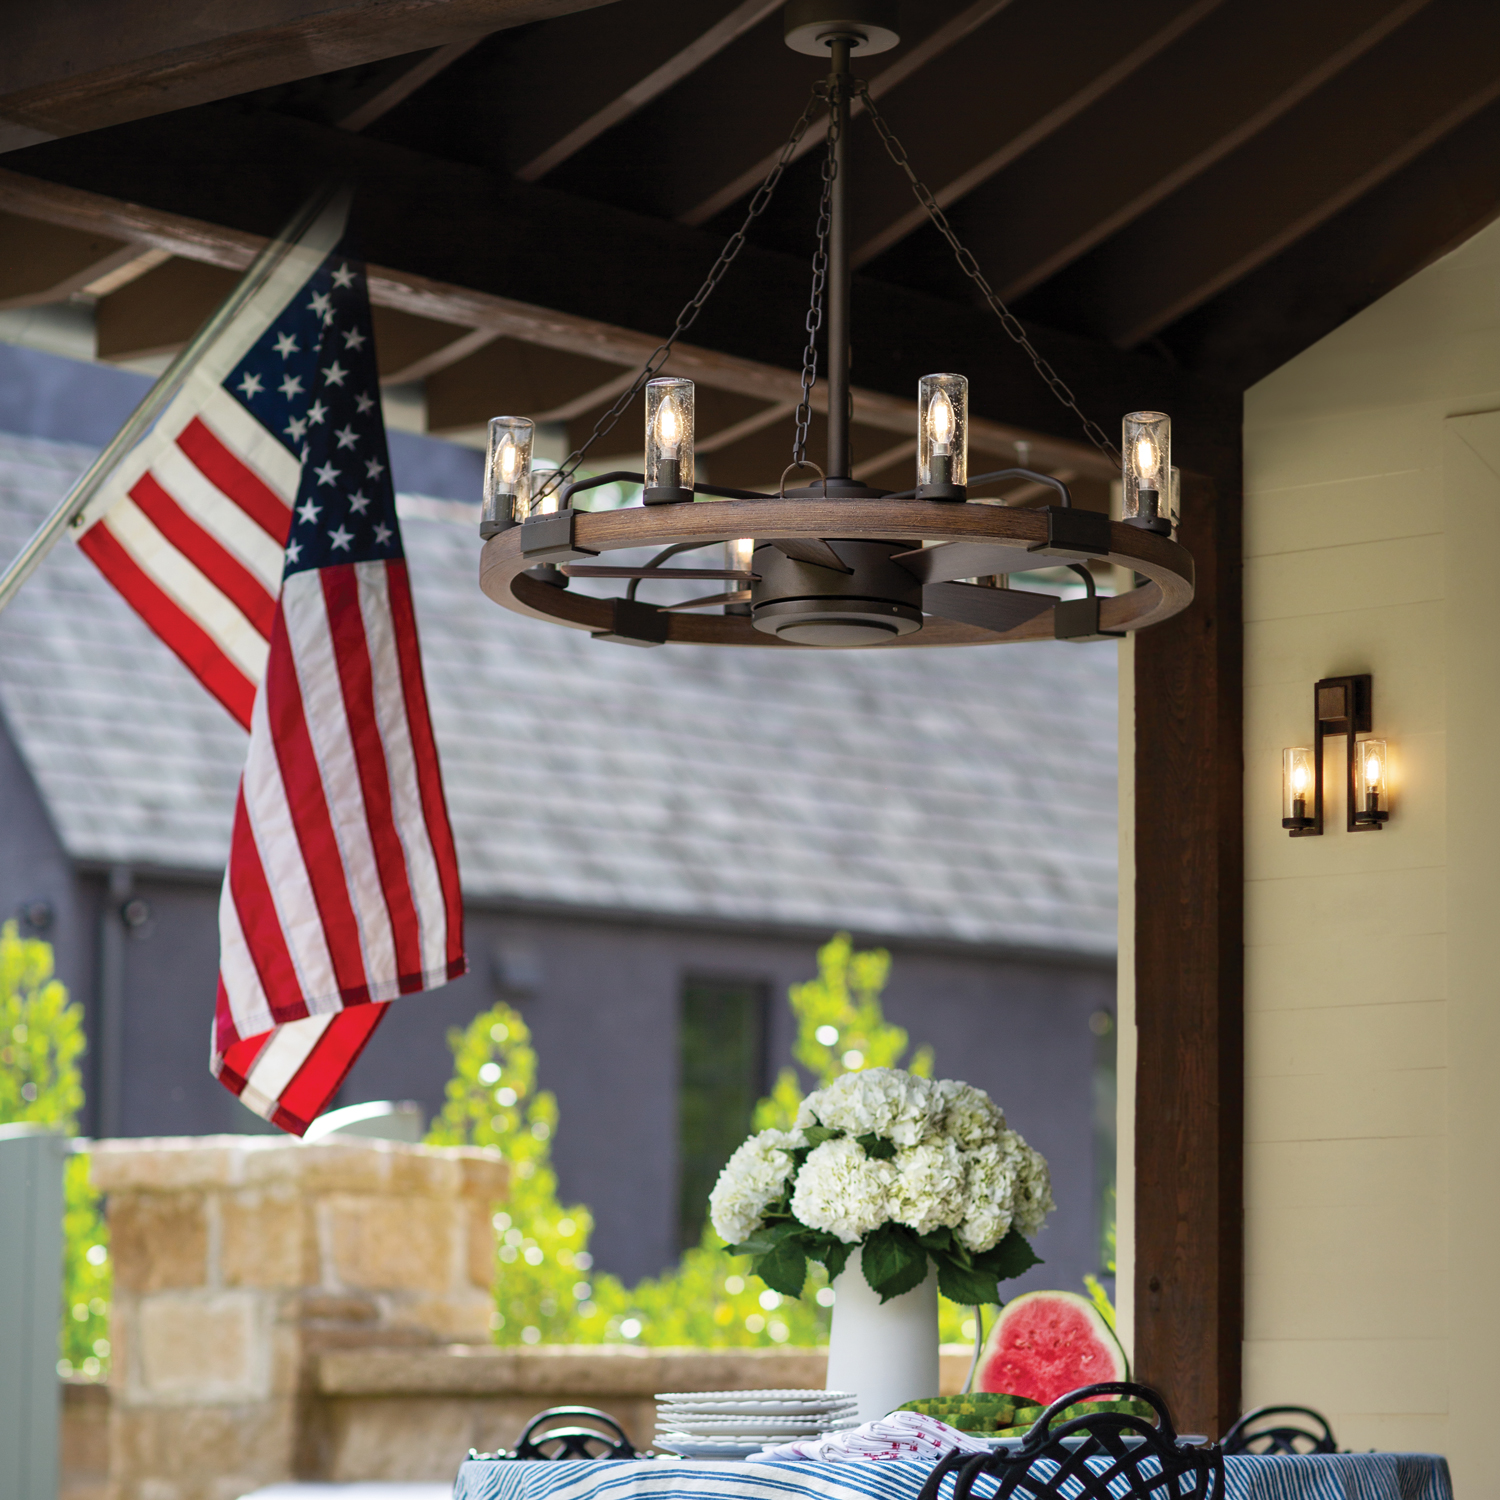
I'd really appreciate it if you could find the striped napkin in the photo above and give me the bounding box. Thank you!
[748,1411,991,1463]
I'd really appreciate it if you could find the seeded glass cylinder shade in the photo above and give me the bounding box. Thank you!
[482,416,534,536]
[1122,411,1170,529]
[1355,738,1389,820]
[644,377,695,501]
[724,536,755,615]
[530,466,564,518]
[1167,465,1181,534]
[917,373,967,498]
[1282,746,1315,828]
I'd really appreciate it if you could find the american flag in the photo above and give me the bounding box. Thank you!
[73,199,465,1134]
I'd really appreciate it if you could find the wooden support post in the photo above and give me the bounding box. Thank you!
[1130,447,1244,1439]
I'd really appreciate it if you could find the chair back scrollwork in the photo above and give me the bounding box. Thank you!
[482,1406,638,1461]
[915,1382,1224,1500]
[1221,1405,1337,1456]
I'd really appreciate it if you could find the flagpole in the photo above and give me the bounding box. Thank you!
[0,188,338,617]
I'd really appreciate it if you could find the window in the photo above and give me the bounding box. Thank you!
[677,976,768,1251]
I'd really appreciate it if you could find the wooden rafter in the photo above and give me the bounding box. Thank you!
[0,0,619,148]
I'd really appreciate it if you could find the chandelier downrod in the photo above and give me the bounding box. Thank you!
[825,34,853,482]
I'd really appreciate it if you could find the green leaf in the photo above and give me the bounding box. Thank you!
[801,1125,839,1147]
[936,1254,999,1307]
[916,1226,956,1255]
[753,1237,808,1298]
[972,1228,1042,1283]
[727,1220,803,1257]
[855,1132,897,1160]
[861,1224,929,1302]
[820,1240,852,1283]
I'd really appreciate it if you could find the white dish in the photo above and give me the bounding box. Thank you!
[658,1417,852,1436]
[656,1390,851,1403]
[653,1434,775,1460]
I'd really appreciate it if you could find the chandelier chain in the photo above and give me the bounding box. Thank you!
[535,83,829,507]
[792,81,839,468]
[855,83,1122,468]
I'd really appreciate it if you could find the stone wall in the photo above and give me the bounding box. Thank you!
[93,1135,507,1500]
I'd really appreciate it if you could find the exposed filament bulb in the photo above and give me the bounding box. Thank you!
[1292,761,1311,797]
[1135,434,1158,477]
[657,401,682,457]
[498,438,520,485]
[929,389,955,453]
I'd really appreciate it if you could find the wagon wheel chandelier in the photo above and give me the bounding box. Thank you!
[477,0,1194,650]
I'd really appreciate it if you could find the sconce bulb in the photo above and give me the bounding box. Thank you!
[657,400,681,456]
[1365,753,1381,785]
[1135,435,1157,476]
[1292,762,1310,796]
[930,389,955,451]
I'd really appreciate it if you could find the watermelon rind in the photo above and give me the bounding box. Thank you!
[977,1289,1129,1406]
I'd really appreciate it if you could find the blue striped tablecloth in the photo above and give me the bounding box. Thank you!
[453,1453,1452,1500]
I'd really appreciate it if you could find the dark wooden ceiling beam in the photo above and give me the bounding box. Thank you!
[0,108,1226,469]
[1039,0,1500,349]
[0,0,619,150]
[337,40,484,132]
[848,0,1224,269]
[0,212,142,308]
[947,0,1432,303]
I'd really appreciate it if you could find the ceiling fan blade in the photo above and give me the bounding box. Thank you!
[892,540,1044,584]
[922,582,1056,633]
[659,589,753,612]
[768,537,854,573]
[561,565,752,581]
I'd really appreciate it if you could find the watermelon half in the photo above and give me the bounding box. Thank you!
[976,1290,1128,1406]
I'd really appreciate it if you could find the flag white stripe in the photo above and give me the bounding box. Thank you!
[238,662,341,1012]
[239,1013,337,1114]
[150,443,288,592]
[196,388,302,503]
[355,562,448,980]
[102,497,270,680]
[280,571,399,993]
[218,874,275,1040]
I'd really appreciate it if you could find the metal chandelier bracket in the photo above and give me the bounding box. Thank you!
[477,1,1196,650]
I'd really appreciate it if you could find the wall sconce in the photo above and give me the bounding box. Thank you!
[1282,674,1390,836]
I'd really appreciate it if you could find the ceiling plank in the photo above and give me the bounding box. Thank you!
[0,107,1220,471]
[0,211,139,308]
[849,0,1224,269]
[875,0,1430,298]
[95,257,239,362]
[696,399,797,455]
[337,40,483,132]
[1034,1,1500,348]
[675,0,1012,228]
[0,0,620,150]
[1161,94,1500,387]
[516,0,782,181]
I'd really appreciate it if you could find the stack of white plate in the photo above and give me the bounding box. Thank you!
[653,1389,859,1459]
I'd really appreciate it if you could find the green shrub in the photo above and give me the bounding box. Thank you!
[0,922,110,1377]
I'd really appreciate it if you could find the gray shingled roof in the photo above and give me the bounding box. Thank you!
[0,431,1118,956]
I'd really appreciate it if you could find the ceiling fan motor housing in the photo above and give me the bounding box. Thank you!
[751,538,923,646]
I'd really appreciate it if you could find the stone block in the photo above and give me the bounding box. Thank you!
[323,1195,454,1296]
[137,1293,263,1403]
[109,1194,207,1293]
[110,1399,296,1500]
[220,1189,315,1289]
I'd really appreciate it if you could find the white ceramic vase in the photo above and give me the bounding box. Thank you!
[825,1244,940,1422]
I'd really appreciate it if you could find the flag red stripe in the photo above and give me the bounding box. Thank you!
[385,561,465,975]
[264,616,373,1003]
[177,416,292,543]
[226,784,309,1024]
[128,471,277,638]
[214,1021,271,1097]
[321,567,426,991]
[272,1004,390,1136]
[78,522,257,730]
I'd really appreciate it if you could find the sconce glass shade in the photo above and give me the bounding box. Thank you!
[482,416,534,536]
[1354,737,1389,822]
[1123,411,1171,533]
[1282,746,1315,828]
[917,373,968,499]
[644,377,695,502]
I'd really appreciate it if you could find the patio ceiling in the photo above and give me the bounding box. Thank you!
[6,0,1497,501]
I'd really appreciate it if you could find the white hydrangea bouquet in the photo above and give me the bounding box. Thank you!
[710,1066,1054,1306]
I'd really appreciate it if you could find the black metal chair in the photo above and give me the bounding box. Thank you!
[1222,1405,1337,1456]
[916,1382,1224,1500]
[468,1406,639,1461]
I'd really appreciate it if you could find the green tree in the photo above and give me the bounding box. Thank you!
[0,923,111,1376]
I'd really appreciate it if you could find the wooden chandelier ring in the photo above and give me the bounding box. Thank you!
[478,497,1195,648]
